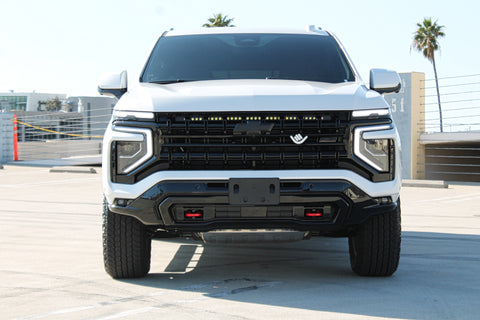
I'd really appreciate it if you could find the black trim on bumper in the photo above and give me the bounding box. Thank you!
[108,179,398,235]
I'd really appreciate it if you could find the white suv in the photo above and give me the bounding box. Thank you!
[99,25,402,279]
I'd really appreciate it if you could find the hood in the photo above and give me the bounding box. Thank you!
[115,79,389,112]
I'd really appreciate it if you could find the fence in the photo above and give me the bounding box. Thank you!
[13,111,107,161]
[421,73,480,133]
[0,96,114,164]
[419,74,480,181]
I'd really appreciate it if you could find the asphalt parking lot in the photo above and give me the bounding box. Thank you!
[1,165,479,320]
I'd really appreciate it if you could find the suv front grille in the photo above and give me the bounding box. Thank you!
[156,112,350,170]
[112,111,395,184]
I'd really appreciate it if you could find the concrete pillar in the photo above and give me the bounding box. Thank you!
[410,72,426,179]
[0,113,14,163]
[384,72,425,179]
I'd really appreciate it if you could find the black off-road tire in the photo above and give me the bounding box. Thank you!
[102,200,151,279]
[348,202,401,276]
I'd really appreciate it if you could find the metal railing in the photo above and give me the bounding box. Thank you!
[416,74,480,181]
[0,97,114,163]
[420,73,480,133]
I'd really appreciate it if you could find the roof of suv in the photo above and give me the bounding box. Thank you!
[165,26,330,37]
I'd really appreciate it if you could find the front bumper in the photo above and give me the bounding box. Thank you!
[102,116,402,234]
[107,178,400,234]
[104,168,401,204]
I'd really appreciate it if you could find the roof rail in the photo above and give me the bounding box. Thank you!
[306,25,322,33]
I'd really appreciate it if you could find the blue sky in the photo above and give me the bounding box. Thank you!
[0,0,478,96]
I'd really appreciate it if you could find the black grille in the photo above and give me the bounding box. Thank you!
[155,112,350,170]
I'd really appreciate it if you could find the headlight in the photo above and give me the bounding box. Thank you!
[112,127,153,174]
[358,138,390,172]
[354,125,395,172]
[116,140,147,174]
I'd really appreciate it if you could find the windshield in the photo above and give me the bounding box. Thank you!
[140,33,356,84]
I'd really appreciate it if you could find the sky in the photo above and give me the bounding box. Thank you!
[0,0,478,97]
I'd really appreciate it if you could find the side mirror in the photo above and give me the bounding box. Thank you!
[369,69,401,94]
[98,71,128,99]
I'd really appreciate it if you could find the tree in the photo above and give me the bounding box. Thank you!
[38,97,62,111]
[412,18,446,132]
[203,13,235,27]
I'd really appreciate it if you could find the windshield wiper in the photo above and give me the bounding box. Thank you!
[149,79,196,84]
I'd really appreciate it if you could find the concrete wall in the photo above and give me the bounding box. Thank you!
[410,72,426,179]
[383,72,425,179]
[0,113,14,163]
[17,140,103,161]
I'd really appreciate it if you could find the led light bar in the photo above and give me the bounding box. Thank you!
[352,109,389,118]
[113,111,154,120]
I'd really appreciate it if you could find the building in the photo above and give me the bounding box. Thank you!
[0,92,67,112]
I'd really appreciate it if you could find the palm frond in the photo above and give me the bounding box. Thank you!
[203,13,235,27]
[412,17,445,62]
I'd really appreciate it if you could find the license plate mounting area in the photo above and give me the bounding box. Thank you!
[228,178,280,205]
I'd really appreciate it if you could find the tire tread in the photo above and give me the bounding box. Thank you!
[349,203,401,276]
[103,200,151,278]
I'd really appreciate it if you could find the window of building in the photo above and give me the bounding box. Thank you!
[0,96,27,111]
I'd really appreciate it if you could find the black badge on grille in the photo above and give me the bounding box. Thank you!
[233,121,274,135]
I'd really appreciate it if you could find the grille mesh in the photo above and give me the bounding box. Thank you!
[155,112,350,170]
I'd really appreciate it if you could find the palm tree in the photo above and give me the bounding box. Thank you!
[412,17,446,132]
[203,13,235,27]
